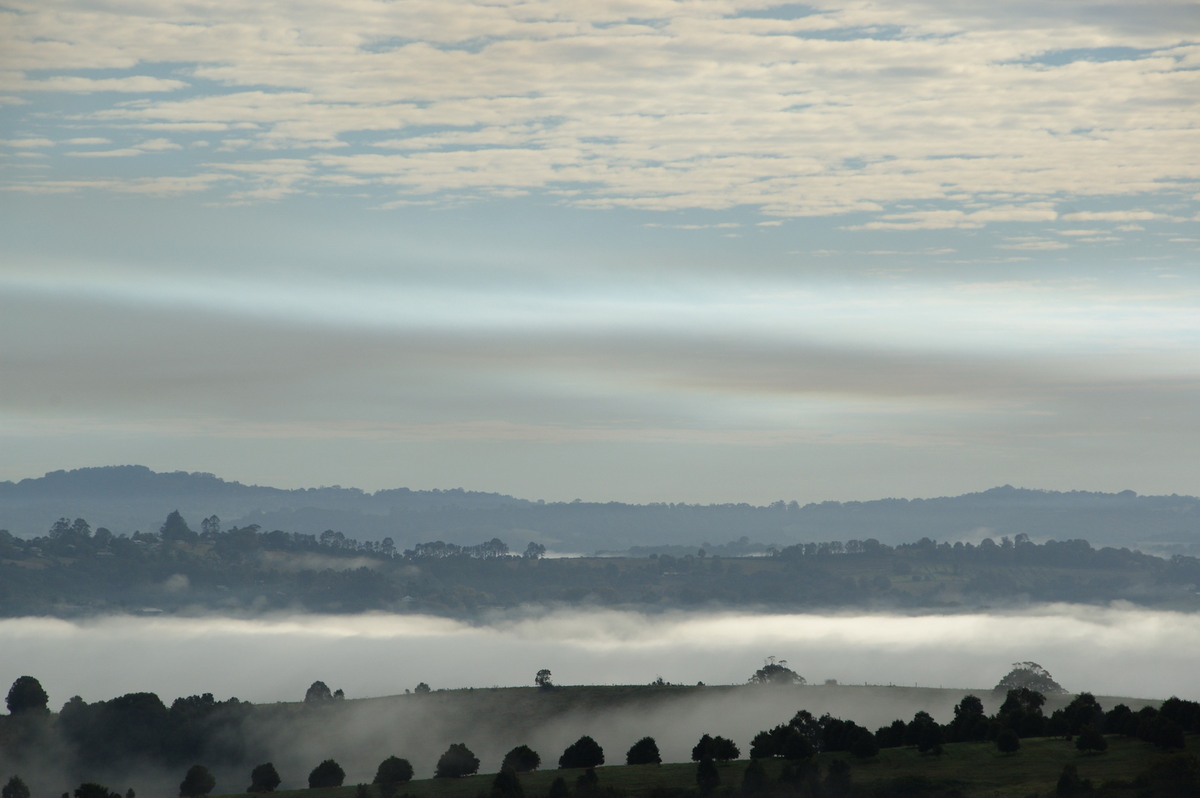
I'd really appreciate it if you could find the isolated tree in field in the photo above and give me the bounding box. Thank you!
[414,682,432,694]
[490,765,524,798]
[436,743,480,777]
[2,777,30,798]
[179,765,216,798]
[308,759,346,788]
[6,675,49,715]
[626,736,661,765]
[748,657,805,686]
[503,744,542,772]
[1076,725,1108,754]
[304,680,333,704]
[524,542,547,559]
[374,756,414,784]
[536,669,553,689]
[996,728,1021,755]
[559,736,604,769]
[247,762,281,792]
[994,661,1065,694]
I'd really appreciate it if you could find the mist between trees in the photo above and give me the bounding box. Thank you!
[3,663,1195,797]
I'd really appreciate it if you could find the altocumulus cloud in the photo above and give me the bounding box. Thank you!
[1,0,1197,226]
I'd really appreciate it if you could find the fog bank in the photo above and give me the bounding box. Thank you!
[3,604,1195,707]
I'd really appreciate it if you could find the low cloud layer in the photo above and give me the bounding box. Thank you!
[3,605,1196,708]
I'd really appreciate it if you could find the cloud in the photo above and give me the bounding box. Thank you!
[0,0,1195,227]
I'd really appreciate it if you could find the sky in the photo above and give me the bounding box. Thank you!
[2,0,1198,503]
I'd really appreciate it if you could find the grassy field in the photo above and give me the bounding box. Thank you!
[219,733,1194,798]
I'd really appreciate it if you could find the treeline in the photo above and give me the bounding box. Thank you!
[2,512,1199,617]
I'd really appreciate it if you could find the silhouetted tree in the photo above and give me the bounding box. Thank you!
[559,736,604,769]
[75,785,120,798]
[2,777,30,798]
[304,681,333,704]
[547,776,569,798]
[247,762,281,793]
[503,745,542,773]
[178,765,215,798]
[308,759,345,788]
[536,670,553,689]
[996,729,1020,755]
[414,682,431,694]
[748,657,805,685]
[6,676,48,715]
[994,661,1065,694]
[949,694,988,741]
[436,743,480,778]
[626,737,661,765]
[374,756,414,784]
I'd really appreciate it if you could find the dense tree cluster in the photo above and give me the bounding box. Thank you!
[3,509,1199,618]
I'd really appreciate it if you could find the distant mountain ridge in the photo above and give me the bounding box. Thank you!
[1,465,1198,555]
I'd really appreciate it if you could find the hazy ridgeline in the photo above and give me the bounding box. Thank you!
[4,466,1200,555]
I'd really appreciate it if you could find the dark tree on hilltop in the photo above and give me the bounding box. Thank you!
[748,657,805,686]
[536,669,553,689]
[308,759,345,788]
[626,737,661,765]
[2,777,30,798]
[304,681,333,704]
[247,762,281,793]
[559,736,604,769]
[994,661,1065,694]
[694,733,740,762]
[374,756,414,784]
[414,682,432,694]
[436,743,480,778]
[6,676,49,715]
[179,765,216,798]
[503,745,541,773]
